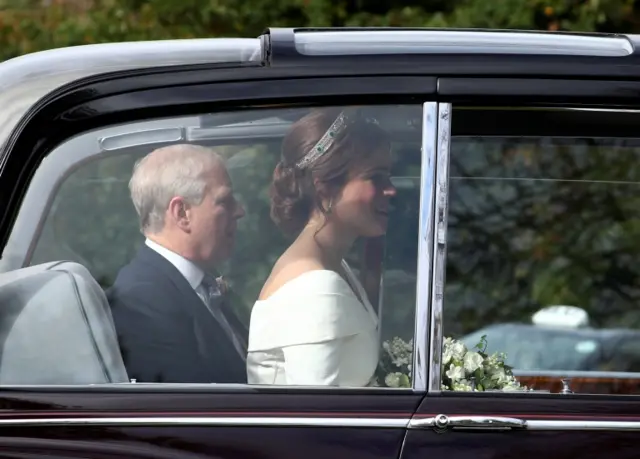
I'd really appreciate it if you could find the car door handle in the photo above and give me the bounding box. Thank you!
[410,414,528,432]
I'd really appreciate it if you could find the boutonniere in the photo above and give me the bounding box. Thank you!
[215,276,229,296]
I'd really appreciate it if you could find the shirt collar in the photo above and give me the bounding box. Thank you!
[145,238,204,290]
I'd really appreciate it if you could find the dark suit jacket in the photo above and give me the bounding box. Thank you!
[106,246,248,384]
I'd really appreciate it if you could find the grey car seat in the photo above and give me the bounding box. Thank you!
[0,261,128,384]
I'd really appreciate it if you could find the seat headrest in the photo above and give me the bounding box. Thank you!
[0,261,128,384]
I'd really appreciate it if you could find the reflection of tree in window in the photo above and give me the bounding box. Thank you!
[445,137,640,338]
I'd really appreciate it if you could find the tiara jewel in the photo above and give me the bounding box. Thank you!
[295,108,359,169]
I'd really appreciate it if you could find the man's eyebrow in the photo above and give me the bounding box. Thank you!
[216,188,234,200]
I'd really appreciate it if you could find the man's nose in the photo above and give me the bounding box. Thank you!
[235,201,246,219]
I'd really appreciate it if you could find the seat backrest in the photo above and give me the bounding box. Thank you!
[0,261,128,384]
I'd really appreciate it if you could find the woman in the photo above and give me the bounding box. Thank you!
[246,107,396,386]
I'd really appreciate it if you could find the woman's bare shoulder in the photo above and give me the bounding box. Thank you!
[259,255,328,301]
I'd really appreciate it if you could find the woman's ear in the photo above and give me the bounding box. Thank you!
[312,177,324,193]
[313,178,336,200]
[313,179,331,203]
[311,178,331,214]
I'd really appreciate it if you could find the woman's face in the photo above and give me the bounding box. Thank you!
[332,147,396,238]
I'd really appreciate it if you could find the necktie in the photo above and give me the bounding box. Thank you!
[198,276,246,360]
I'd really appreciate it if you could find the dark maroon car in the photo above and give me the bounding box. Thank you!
[1,27,640,458]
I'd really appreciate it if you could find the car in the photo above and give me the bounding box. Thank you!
[1,27,640,458]
[461,306,640,394]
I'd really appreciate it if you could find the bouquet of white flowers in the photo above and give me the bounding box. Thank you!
[376,334,527,392]
[441,335,526,391]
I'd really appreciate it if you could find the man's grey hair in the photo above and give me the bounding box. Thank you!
[129,144,223,234]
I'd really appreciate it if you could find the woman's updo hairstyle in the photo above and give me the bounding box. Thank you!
[270,107,391,236]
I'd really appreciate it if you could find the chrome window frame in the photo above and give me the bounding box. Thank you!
[418,103,451,393]
[412,102,437,391]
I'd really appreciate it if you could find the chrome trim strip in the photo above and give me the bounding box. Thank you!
[11,415,640,431]
[527,420,640,431]
[413,102,438,391]
[408,417,435,429]
[294,30,633,57]
[0,417,409,428]
[99,127,185,151]
[427,103,452,393]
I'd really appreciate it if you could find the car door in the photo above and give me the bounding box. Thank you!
[0,34,442,459]
[403,83,640,459]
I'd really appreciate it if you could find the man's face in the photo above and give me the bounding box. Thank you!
[187,164,245,267]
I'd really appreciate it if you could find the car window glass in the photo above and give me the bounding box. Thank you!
[2,105,421,388]
[441,107,640,395]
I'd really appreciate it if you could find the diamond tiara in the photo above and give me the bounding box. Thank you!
[295,108,359,169]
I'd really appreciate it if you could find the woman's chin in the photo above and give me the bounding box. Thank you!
[361,224,387,238]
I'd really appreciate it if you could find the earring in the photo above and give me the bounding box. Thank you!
[326,199,333,214]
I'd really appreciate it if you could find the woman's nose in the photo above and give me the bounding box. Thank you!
[384,183,397,196]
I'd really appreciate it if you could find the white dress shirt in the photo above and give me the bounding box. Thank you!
[145,239,204,290]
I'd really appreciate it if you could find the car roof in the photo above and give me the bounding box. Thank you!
[0,38,261,157]
[0,27,638,158]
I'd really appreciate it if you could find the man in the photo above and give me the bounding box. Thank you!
[107,144,247,384]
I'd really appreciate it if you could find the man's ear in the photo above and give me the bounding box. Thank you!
[167,196,190,230]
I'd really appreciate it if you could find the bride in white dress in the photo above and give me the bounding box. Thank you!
[246,107,397,387]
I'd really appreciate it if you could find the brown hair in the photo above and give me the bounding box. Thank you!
[270,107,391,236]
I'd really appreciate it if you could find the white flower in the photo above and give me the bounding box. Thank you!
[490,367,508,384]
[442,348,452,365]
[442,337,453,365]
[445,364,465,382]
[384,373,401,388]
[384,372,410,388]
[449,341,467,361]
[451,380,474,391]
[463,351,484,373]
[501,380,524,391]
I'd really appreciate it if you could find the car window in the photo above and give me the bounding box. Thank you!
[439,107,640,395]
[0,105,422,388]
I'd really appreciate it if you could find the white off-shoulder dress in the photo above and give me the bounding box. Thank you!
[246,261,379,387]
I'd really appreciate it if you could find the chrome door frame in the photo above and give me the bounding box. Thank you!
[413,102,452,392]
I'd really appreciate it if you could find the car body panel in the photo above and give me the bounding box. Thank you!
[406,394,640,459]
[0,389,419,459]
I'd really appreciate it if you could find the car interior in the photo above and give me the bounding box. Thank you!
[0,106,423,385]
